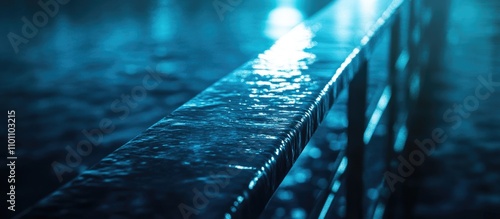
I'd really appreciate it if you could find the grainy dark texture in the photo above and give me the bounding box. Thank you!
[16,0,406,218]
[0,0,332,214]
[407,0,500,218]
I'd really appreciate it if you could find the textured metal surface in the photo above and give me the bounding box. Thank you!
[259,33,391,218]
[19,0,404,218]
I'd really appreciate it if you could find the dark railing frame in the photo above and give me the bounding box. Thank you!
[17,0,442,218]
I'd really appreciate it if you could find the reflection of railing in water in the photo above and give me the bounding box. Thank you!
[18,0,441,218]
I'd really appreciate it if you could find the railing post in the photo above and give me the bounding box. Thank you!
[387,6,401,176]
[407,0,421,111]
[17,1,418,218]
[346,59,368,219]
[400,1,422,217]
[385,6,402,219]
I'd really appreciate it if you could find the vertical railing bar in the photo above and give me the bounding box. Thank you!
[384,5,403,219]
[345,59,368,219]
[406,0,420,117]
[388,8,402,171]
[399,1,420,218]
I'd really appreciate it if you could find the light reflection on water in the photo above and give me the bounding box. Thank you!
[0,0,332,211]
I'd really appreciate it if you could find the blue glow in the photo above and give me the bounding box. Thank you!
[373,203,385,219]
[308,147,322,158]
[277,190,294,200]
[151,0,174,42]
[331,180,341,192]
[229,165,256,170]
[291,208,306,219]
[367,188,379,200]
[364,86,391,144]
[394,125,408,152]
[265,0,304,40]
[396,50,410,72]
[318,156,348,218]
[319,194,335,218]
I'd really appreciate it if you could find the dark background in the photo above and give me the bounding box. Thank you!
[0,0,332,216]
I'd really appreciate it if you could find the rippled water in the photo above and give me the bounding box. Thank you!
[404,0,500,217]
[0,0,332,212]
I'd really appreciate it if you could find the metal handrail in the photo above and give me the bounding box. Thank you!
[17,0,435,218]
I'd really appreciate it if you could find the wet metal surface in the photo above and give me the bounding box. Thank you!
[259,32,391,218]
[18,0,403,218]
[0,0,331,213]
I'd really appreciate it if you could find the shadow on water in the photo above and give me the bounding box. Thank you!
[0,0,332,214]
